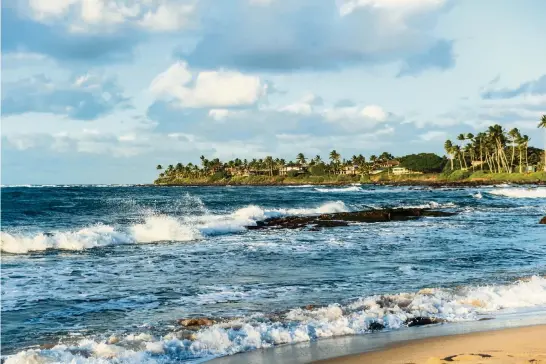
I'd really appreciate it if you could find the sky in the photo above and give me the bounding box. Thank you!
[1,0,546,184]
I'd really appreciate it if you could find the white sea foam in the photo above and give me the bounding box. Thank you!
[1,201,349,254]
[0,226,133,254]
[395,201,457,209]
[7,276,546,363]
[315,186,362,193]
[488,188,546,198]
[472,192,483,199]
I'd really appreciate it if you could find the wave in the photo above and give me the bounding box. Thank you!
[6,276,546,363]
[488,188,546,198]
[315,186,362,193]
[1,201,349,254]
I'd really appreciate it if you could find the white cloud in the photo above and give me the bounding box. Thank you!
[139,3,194,31]
[25,0,194,32]
[418,130,447,142]
[150,61,267,108]
[338,0,444,17]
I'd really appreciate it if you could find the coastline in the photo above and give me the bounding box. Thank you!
[211,310,546,364]
[152,179,546,187]
[319,325,546,364]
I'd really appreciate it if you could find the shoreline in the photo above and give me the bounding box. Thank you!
[153,180,546,187]
[319,324,546,364]
[211,309,546,364]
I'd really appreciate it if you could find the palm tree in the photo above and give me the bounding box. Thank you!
[508,128,521,168]
[296,153,306,166]
[444,140,454,170]
[457,134,468,169]
[156,164,163,171]
[539,115,546,171]
[329,150,341,174]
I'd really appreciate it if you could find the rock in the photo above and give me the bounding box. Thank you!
[247,208,456,231]
[540,216,546,224]
[107,335,120,344]
[174,330,197,341]
[39,342,57,350]
[367,321,385,331]
[303,304,315,310]
[178,317,215,329]
[405,317,444,327]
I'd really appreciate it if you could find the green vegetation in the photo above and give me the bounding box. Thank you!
[399,153,447,173]
[155,116,546,186]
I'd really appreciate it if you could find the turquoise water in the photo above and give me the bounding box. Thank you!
[1,184,546,363]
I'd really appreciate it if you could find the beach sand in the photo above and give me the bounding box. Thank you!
[319,325,546,364]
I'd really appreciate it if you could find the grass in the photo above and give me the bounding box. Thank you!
[155,171,546,185]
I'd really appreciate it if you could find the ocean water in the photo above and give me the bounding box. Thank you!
[1,184,546,363]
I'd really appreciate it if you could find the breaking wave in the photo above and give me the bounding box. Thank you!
[6,276,546,363]
[0,201,349,254]
[488,188,546,198]
[315,186,362,193]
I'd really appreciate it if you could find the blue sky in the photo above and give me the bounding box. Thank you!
[2,0,545,184]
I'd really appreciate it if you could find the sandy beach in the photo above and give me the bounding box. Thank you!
[319,325,546,364]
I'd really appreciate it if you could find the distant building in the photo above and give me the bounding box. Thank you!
[279,166,304,176]
[392,167,422,175]
[376,160,400,168]
[526,165,536,173]
[342,165,359,175]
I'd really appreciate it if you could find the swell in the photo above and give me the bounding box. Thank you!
[0,201,349,254]
[5,276,546,363]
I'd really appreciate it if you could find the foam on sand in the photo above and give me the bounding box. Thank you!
[6,276,546,363]
[488,188,546,198]
[1,201,349,254]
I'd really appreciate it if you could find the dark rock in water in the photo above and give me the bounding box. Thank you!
[540,216,546,224]
[178,317,215,329]
[405,317,444,327]
[303,304,315,310]
[247,208,456,230]
[43,232,55,237]
[368,321,385,331]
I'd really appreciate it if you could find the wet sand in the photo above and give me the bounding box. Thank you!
[319,325,546,364]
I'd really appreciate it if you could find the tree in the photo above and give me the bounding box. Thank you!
[444,140,454,170]
[539,115,546,171]
[329,150,341,174]
[457,134,468,169]
[156,164,163,170]
[399,153,446,173]
[296,153,306,165]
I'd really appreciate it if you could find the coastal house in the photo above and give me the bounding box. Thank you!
[279,165,305,176]
[376,160,400,169]
[342,165,359,175]
[392,167,423,175]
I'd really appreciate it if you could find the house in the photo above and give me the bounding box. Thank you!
[342,165,359,175]
[376,160,400,168]
[526,165,536,173]
[392,167,422,175]
[280,166,305,176]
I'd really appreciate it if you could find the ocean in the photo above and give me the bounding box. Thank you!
[1,184,546,363]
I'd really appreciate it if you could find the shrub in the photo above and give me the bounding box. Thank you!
[209,171,229,182]
[287,170,299,178]
[445,170,472,181]
[309,164,326,176]
[359,174,371,183]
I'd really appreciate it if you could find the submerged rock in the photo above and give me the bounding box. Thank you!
[540,216,546,224]
[247,208,456,230]
[177,317,215,329]
[405,317,444,327]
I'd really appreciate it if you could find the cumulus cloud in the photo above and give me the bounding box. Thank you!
[182,0,454,75]
[1,73,130,120]
[22,0,195,32]
[150,61,267,108]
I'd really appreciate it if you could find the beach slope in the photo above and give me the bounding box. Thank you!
[320,325,546,364]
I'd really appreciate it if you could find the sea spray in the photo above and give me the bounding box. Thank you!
[6,276,546,363]
[488,188,546,198]
[0,201,349,253]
